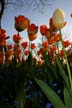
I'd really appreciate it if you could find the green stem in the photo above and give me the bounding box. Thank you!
[59,30,72,89]
[18,32,19,36]
[29,40,31,52]
[30,41,32,54]
[42,35,43,47]
[56,42,59,57]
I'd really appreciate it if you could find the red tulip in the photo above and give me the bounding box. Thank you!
[28,34,37,41]
[21,42,28,49]
[15,15,30,32]
[40,25,48,36]
[27,23,38,36]
[13,34,23,43]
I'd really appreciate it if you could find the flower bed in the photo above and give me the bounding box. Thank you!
[0,8,72,108]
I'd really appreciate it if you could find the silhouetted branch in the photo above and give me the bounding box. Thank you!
[0,0,54,27]
[5,0,53,13]
[0,0,5,28]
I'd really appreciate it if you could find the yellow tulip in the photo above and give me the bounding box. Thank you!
[52,8,66,30]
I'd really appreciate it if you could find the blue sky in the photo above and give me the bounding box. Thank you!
[1,0,72,43]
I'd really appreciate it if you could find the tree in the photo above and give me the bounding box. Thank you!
[0,0,5,28]
[0,0,54,28]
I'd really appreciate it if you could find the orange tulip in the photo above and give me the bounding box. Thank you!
[21,42,28,49]
[14,44,21,54]
[49,17,57,33]
[28,34,37,41]
[54,33,61,42]
[13,34,23,43]
[45,28,54,39]
[15,15,30,32]
[6,50,14,57]
[30,43,36,49]
[45,28,51,39]
[50,45,56,52]
[0,29,7,47]
[24,50,29,56]
[6,44,12,50]
[42,41,48,47]
[14,48,21,60]
[42,41,48,51]
[14,47,22,63]
[6,50,14,62]
[63,40,71,48]
[15,49,21,55]
[48,37,55,44]
[37,48,43,55]
[40,25,48,36]
[0,41,6,46]
[27,23,38,36]
[59,50,64,58]
[0,28,6,41]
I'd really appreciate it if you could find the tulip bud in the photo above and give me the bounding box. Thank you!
[52,8,66,30]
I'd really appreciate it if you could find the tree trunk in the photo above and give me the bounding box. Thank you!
[0,0,5,28]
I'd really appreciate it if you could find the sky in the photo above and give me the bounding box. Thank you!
[1,0,72,43]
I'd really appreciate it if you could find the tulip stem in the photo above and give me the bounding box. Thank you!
[42,35,43,47]
[59,29,72,89]
[29,40,31,53]
[18,32,19,36]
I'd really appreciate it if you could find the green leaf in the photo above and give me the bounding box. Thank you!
[16,86,26,108]
[43,53,59,80]
[56,56,70,89]
[47,62,59,80]
[64,87,72,108]
[35,78,65,108]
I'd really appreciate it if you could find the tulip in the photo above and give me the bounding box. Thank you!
[0,28,6,40]
[42,41,48,47]
[13,34,23,43]
[27,23,38,36]
[28,34,37,41]
[50,45,56,52]
[21,42,28,49]
[30,43,36,49]
[15,15,30,32]
[48,37,55,44]
[40,25,48,36]
[63,40,71,48]
[0,28,7,47]
[24,50,29,56]
[49,17,57,32]
[54,33,61,42]
[52,8,66,30]
[5,50,14,62]
[6,44,12,50]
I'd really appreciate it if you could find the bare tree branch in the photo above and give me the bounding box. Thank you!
[0,0,5,28]
[5,2,22,7]
[0,0,54,25]
[5,0,54,12]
